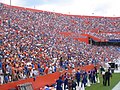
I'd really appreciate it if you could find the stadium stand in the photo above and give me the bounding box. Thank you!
[0,2,120,90]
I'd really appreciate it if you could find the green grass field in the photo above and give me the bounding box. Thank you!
[86,73,120,90]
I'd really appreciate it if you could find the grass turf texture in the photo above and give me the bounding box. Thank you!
[86,73,120,90]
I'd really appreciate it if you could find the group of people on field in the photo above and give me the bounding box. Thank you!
[54,66,112,90]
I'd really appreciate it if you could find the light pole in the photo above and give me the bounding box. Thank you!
[92,13,94,16]
[34,0,35,9]
[34,0,36,9]
[10,0,11,6]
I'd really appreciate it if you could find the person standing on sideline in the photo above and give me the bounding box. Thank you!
[72,76,77,90]
[64,72,68,89]
[105,69,112,86]
[102,70,106,86]
[68,77,73,90]
[100,66,105,74]
[75,69,81,86]
[56,77,63,90]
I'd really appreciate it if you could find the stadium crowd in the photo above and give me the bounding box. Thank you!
[0,3,120,85]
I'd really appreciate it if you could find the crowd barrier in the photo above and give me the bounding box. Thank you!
[0,64,94,90]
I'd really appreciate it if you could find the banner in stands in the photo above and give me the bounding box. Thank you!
[59,32,89,44]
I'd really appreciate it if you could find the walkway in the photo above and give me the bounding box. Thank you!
[112,66,120,90]
[112,81,120,90]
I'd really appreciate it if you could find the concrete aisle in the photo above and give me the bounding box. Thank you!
[112,81,120,90]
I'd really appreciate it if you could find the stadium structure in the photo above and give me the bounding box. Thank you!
[0,2,120,90]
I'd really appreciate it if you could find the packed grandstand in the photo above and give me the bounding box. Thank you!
[0,2,120,90]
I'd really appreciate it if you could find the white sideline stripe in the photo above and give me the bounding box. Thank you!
[114,67,120,73]
[112,81,120,90]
